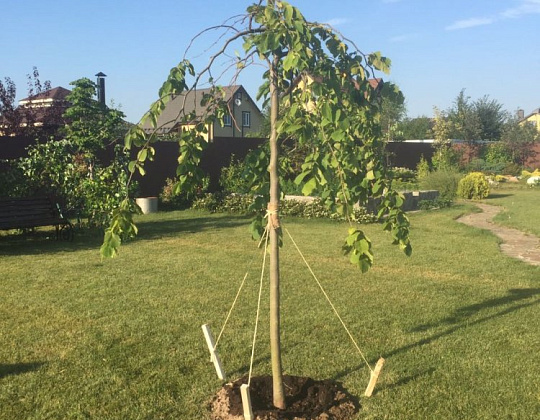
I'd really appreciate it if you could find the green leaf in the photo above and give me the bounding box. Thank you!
[128,161,137,174]
[137,149,148,162]
[302,177,317,196]
[321,103,333,123]
[284,4,294,24]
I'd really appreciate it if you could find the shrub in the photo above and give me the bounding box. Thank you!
[419,169,462,201]
[160,178,191,210]
[484,142,512,166]
[418,198,453,210]
[503,163,522,176]
[219,156,251,194]
[191,193,377,224]
[457,172,490,200]
[191,193,223,213]
[391,167,417,182]
[416,155,431,180]
[160,176,210,210]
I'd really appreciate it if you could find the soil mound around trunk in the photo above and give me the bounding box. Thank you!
[210,375,360,420]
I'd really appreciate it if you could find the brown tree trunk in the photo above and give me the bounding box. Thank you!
[268,55,285,410]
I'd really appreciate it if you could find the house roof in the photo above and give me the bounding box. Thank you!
[19,86,71,105]
[142,85,261,134]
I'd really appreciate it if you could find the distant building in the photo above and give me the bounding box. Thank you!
[518,108,540,132]
[141,85,263,141]
[0,86,70,136]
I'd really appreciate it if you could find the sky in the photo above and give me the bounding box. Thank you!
[1,0,539,123]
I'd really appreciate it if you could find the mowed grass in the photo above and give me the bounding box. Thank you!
[0,194,539,419]
[486,183,540,236]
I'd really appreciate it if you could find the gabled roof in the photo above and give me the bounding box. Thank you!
[522,108,540,120]
[19,86,71,105]
[142,85,261,134]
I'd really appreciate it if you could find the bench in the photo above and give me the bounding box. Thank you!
[0,196,73,240]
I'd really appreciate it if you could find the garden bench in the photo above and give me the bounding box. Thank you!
[0,196,73,240]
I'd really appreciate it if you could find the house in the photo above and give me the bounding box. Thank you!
[518,108,540,132]
[141,85,264,140]
[0,86,70,136]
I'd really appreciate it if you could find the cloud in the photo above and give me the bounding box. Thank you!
[446,0,540,31]
[500,0,540,18]
[445,17,495,31]
[324,18,350,27]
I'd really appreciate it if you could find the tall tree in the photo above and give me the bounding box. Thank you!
[63,78,126,166]
[473,95,507,141]
[101,1,411,409]
[448,89,482,144]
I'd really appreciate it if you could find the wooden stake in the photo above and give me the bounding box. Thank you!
[364,357,385,397]
[240,384,254,420]
[201,324,226,381]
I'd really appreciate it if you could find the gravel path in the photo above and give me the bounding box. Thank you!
[457,203,540,266]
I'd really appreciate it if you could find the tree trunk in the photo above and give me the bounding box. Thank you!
[268,55,286,410]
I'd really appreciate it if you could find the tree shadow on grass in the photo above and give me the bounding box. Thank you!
[486,193,514,199]
[0,213,250,257]
[376,367,436,395]
[410,288,540,332]
[135,214,250,241]
[0,362,45,379]
[332,288,540,381]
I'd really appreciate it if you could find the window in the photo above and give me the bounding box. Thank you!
[242,111,251,128]
[235,92,242,101]
[223,114,232,127]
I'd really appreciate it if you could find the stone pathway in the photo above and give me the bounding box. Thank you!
[457,203,540,266]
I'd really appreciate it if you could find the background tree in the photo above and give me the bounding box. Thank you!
[102,0,411,409]
[397,115,432,140]
[0,67,54,138]
[448,90,482,160]
[0,77,19,135]
[379,90,406,141]
[0,77,131,227]
[63,78,126,162]
[500,118,540,166]
[431,106,460,170]
[473,95,507,141]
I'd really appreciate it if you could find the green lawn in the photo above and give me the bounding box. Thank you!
[1,190,539,419]
[486,183,540,236]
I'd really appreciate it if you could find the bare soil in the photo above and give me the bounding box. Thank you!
[210,375,360,420]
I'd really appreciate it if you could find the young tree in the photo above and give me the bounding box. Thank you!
[101,1,411,409]
[432,107,460,170]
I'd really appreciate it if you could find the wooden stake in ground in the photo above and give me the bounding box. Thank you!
[201,324,226,381]
[364,357,385,397]
[240,384,254,420]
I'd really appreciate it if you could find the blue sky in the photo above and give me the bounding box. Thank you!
[1,0,539,123]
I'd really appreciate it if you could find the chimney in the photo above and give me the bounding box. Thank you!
[95,72,107,106]
[517,109,525,120]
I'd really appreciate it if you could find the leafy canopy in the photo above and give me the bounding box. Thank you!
[101,0,411,268]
